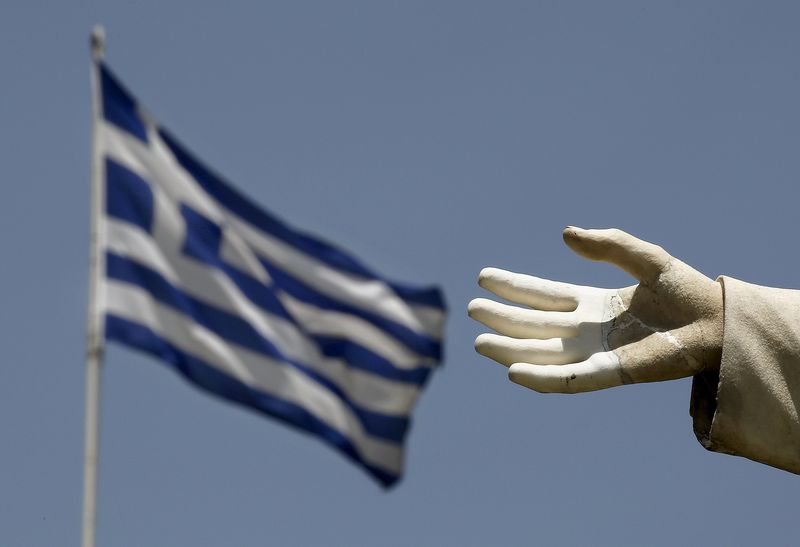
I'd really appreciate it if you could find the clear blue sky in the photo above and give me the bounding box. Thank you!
[2,1,798,545]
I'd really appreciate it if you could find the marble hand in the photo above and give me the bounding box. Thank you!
[469,227,723,393]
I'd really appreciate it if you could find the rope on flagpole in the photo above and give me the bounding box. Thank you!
[82,24,106,547]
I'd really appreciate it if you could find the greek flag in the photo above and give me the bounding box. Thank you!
[93,61,446,487]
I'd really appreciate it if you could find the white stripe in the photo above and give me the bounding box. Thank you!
[104,280,403,475]
[275,294,435,369]
[104,219,423,415]
[101,122,444,338]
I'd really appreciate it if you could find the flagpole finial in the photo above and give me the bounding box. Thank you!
[90,25,105,61]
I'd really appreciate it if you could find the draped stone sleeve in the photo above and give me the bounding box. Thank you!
[690,276,800,474]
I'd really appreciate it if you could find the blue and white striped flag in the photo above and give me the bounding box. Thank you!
[93,61,446,487]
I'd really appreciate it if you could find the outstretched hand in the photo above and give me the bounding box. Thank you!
[469,227,723,393]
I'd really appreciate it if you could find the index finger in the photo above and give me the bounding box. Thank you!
[478,267,580,311]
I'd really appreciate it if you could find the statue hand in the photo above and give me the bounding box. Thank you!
[468,227,723,393]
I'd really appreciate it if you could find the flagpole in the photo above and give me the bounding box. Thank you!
[82,24,106,547]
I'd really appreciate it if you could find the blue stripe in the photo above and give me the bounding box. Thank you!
[177,203,442,361]
[105,314,399,488]
[180,204,222,257]
[157,126,445,309]
[106,158,154,232]
[99,63,148,143]
[263,259,443,360]
[314,337,432,386]
[106,252,414,442]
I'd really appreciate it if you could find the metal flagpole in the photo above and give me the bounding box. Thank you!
[82,24,106,547]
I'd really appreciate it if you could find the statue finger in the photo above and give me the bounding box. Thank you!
[478,267,580,311]
[507,329,704,394]
[507,352,623,393]
[474,333,588,366]
[468,298,579,339]
[562,227,671,284]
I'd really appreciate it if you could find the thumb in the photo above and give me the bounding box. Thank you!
[562,227,671,284]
